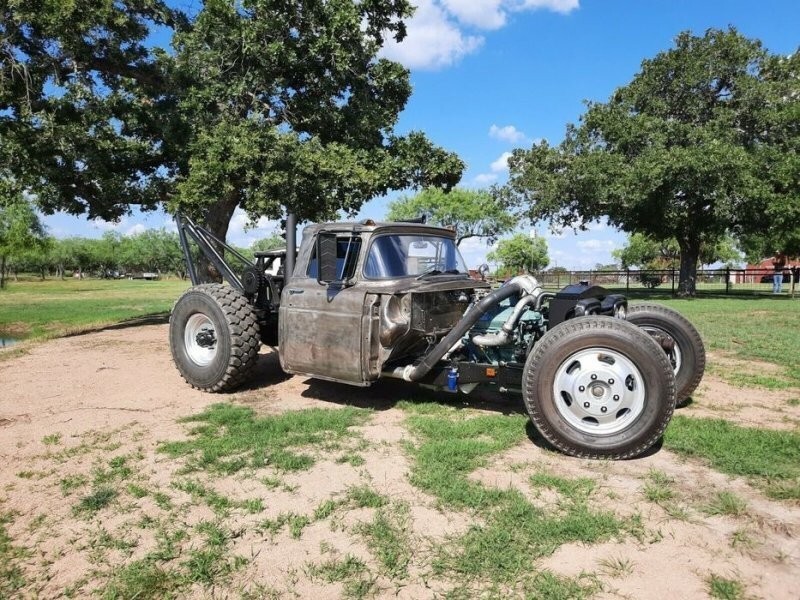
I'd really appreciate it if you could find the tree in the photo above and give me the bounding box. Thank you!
[613,233,741,269]
[502,29,799,296]
[386,188,515,246]
[1,0,183,220]
[613,234,679,270]
[168,1,464,247]
[252,235,285,253]
[488,234,549,275]
[2,1,464,252]
[0,193,49,288]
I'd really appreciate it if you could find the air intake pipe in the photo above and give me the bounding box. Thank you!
[471,292,539,347]
[397,276,540,382]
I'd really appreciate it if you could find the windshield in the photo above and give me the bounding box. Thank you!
[364,234,468,279]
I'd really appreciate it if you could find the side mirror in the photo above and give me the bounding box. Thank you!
[478,263,490,280]
[316,233,338,284]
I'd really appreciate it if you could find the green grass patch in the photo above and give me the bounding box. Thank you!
[402,404,629,591]
[307,554,376,600]
[159,403,371,475]
[0,278,188,342]
[665,416,800,500]
[257,512,311,539]
[706,573,746,600]
[706,363,797,390]
[101,559,182,600]
[346,485,387,509]
[702,491,748,517]
[1,512,25,598]
[356,503,411,580]
[42,433,62,445]
[641,469,676,504]
[653,297,800,388]
[74,487,117,516]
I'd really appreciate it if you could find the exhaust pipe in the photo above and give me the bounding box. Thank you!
[400,276,540,382]
[284,211,297,281]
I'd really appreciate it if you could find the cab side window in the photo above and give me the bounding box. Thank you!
[306,236,362,280]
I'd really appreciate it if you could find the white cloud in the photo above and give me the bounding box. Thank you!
[380,0,483,70]
[440,0,506,29]
[490,151,513,173]
[517,0,580,15]
[125,223,147,237]
[162,218,178,233]
[91,217,127,232]
[382,0,579,70]
[577,239,617,252]
[227,207,281,247]
[543,229,567,240]
[457,235,496,269]
[489,124,527,144]
[473,173,498,185]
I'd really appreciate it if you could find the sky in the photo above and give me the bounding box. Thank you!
[42,0,800,270]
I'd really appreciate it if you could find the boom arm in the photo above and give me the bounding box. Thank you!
[174,213,253,294]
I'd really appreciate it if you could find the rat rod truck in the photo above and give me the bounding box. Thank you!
[169,215,705,459]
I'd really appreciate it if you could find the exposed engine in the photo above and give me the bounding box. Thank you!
[459,277,627,367]
[462,276,548,365]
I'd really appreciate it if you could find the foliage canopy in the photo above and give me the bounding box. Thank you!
[1,0,465,243]
[488,234,549,274]
[386,188,516,246]
[501,28,799,295]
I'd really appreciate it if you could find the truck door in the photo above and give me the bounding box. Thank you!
[279,235,366,384]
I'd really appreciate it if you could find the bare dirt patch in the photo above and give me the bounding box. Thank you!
[682,352,800,431]
[1,325,798,598]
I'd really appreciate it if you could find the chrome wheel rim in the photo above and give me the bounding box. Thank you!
[553,347,646,435]
[185,313,217,367]
[641,326,682,375]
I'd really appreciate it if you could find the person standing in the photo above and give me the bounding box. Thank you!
[771,251,787,294]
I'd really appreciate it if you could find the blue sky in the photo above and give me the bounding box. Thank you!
[44,0,800,269]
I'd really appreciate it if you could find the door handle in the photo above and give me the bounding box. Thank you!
[287,288,304,295]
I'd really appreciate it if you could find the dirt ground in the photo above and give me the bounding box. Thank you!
[1,324,799,599]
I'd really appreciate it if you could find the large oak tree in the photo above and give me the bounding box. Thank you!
[1,1,464,246]
[501,29,799,295]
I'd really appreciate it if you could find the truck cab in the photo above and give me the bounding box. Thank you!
[278,221,486,385]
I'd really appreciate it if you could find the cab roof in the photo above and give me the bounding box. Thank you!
[303,219,456,239]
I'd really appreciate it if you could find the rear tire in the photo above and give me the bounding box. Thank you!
[523,317,676,459]
[626,303,705,406]
[170,284,261,392]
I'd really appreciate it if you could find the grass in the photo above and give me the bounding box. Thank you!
[641,469,676,504]
[0,278,188,342]
[1,512,25,598]
[74,487,117,516]
[702,491,748,517]
[307,554,376,599]
[665,415,800,500]
[356,503,411,580]
[101,560,181,600]
[159,403,371,475]
[653,296,800,388]
[706,573,746,600]
[598,556,635,578]
[400,402,630,594]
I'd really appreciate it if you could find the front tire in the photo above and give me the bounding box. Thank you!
[626,303,705,406]
[170,284,261,392]
[523,317,676,459]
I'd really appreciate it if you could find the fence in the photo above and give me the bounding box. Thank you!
[524,268,799,297]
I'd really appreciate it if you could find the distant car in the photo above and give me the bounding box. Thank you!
[760,270,792,283]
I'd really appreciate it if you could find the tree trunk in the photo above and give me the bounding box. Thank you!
[677,237,701,297]
[0,255,5,289]
[198,195,239,283]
